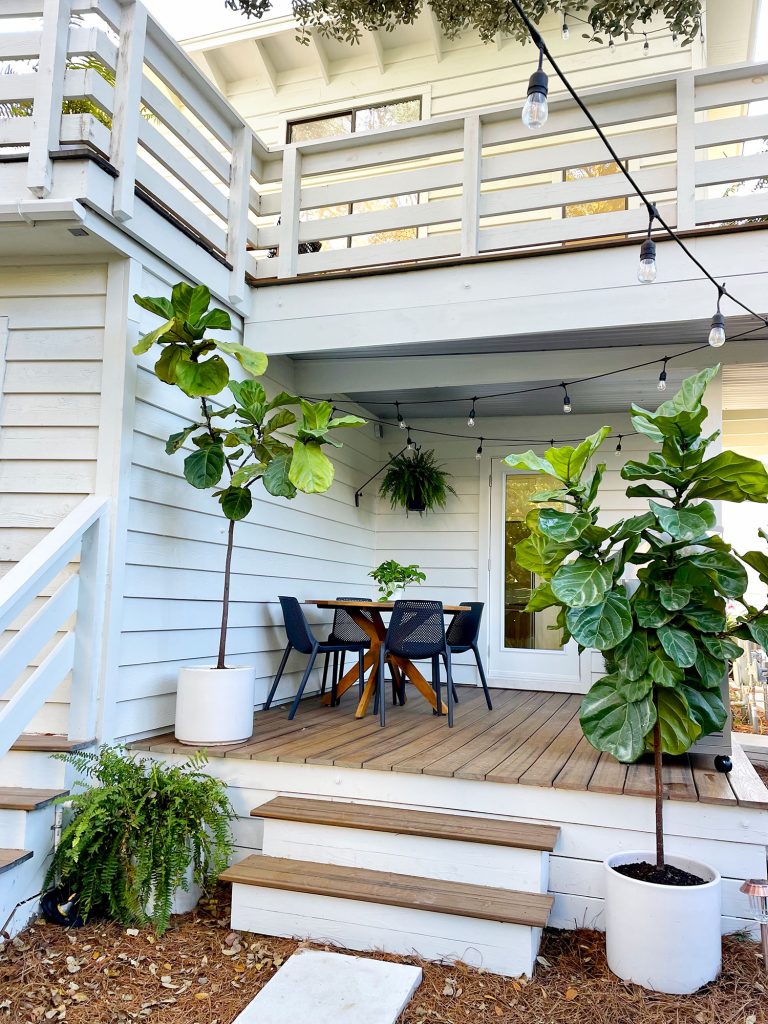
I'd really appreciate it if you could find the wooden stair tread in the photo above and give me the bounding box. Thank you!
[222,854,553,928]
[0,849,33,875]
[0,787,68,811]
[252,797,559,852]
[11,734,93,753]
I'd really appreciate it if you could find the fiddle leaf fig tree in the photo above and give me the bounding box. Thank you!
[134,284,365,669]
[505,366,768,866]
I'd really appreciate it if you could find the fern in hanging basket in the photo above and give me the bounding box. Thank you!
[379,448,456,513]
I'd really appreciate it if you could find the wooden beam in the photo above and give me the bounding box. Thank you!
[253,38,278,95]
[426,8,443,63]
[193,48,229,95]
[369,29,385,73]
[26,0,71,197]
[308,32,331,86]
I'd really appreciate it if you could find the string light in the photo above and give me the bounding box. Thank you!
[475,437,484,460]
[561,383,572,414]
[561,18,570,40]
[396,400,406,430]
[522,44,549,130]
[709,286,727,348]
[638,205,658,283]
[467,399,477,427]
[608,37,616,54]
[643,32,650,55]
[615,435,623,453]
[657,358,669,391]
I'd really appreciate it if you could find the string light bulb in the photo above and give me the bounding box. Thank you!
[396,401,406,430]
[643,33,650,55]
[522,45,549,130]
[657,358,668,391]
[638,205,658,283]
[406,433,415,450]
[709,287,726,348]
[608,37,616,54]
[561,18,569,39]
[561,383,572,414]
[467,399,477,427]
[615,435,623,453]
[475,438,484,460]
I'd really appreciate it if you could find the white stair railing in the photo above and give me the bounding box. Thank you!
[0,496,109,760]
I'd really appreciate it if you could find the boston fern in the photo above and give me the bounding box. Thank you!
[380,448,456,513]
[505,366,768,865]
[45,747,234,935]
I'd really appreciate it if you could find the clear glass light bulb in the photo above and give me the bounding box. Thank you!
[561,22,569,39]
[563,400,572,414]
[398,418,406,430]
[522,91,548,130]
[638,257,657,283]
[609,38,616,54]
[468,413,475,427]
[475,448,482,460]
[657,377,667,391]
[709,323,726,348]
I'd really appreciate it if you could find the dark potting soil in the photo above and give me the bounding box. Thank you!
[614,861,707,886]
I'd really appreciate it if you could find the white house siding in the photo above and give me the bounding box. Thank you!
[220,15,700,148]
[0,261,108,733]
[114,265,379,739]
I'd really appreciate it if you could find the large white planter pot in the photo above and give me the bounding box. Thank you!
[604,850,722,994]
[146,860,201,917]
[175,665,255,746]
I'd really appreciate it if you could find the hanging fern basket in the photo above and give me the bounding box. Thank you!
[379,448,456,515]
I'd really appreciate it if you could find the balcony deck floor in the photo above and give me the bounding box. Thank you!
[136,686,768,810]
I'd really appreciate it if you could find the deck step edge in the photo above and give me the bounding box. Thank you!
[0,849,33,875]
[0,787,69,811]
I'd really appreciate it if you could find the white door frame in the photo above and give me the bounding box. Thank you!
[478,453,590,693]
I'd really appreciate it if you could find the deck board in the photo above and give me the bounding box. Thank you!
[133,687,768,810]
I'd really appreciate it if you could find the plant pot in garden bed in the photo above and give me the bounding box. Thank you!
[604,850,721,994]
[175,665,255,746]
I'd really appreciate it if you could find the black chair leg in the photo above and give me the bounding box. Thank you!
[264,643,292,709]
[444,647,455,728]
[288,647,318,720]
[320,651,330,695]
[337,651,346,705]
[473,643,493,710]
[440,652,460,704]
[433,654,442,717]
[358,649,365,698]
[378,645,387,727]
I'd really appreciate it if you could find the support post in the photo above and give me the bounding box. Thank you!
[675,72,696,231]
[68,512,109,742]
[227,125,253,305]
[27,0,72,198]
[278,145,302,279]
[111,0,148,222]
[460,114,482,258]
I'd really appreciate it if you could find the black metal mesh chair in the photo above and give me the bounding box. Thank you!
[265,597,365,719]
[445,601,493,710]
[377,599,455,728]
[321,597,371,702]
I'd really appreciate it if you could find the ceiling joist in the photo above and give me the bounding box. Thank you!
[308,31,331,85]
[253,38,278,94]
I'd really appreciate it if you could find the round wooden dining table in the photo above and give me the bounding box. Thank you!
[307,599,470,719]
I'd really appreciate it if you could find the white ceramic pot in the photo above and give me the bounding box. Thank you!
[175,665,255,746]
[146,859,201,917]
[604,850,722,994]
[390,587,405,602]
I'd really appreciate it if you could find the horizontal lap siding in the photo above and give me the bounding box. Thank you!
[117,266,380,738]
[0,262,107,732]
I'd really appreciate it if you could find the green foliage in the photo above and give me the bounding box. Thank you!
[45,747,234,935]
[226,0,702,48]
[379,448,456,513]
[504,365,768,779]
[369,559,427,600]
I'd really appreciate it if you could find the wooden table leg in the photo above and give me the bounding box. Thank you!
[322,649,375,705]
[355,649,380,718]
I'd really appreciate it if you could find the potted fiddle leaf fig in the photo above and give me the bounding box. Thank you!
[505,366,768,995]
[134,284,364,745]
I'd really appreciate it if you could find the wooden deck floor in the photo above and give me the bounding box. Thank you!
[137,687,768,810]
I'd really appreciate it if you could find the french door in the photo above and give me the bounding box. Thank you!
[486,460,589,693]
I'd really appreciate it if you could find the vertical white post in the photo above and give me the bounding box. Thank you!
[675,73,696,231]
[68,511,109,741]
[278,145,302,279]
[227,125,253,306]
[110,0,148,222]
[26,0,72,198]
[461,114,482,258]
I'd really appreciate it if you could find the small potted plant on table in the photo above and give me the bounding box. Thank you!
[369,560,427,601]
[505,366,768,994]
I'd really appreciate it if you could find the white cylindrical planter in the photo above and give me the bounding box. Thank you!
[604,851,722,994]
[390,588,405,602]
[146,860,201,917]
[175,665,255,746]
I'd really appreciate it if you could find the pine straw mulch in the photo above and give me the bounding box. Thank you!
[0,885,766,1024]
[755,764,768,787]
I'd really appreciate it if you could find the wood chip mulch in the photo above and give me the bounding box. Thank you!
[0,885,765,1023]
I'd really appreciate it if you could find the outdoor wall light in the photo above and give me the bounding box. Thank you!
[739,879,768,969]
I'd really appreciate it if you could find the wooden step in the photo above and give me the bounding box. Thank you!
[222,854,553,928]
[253,797,559,851]
[0,849,33,876]
[11,734,93,753]
[0,787,68,811]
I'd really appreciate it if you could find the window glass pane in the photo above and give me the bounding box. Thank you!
[564,161,626,218]
[504,474,563,651]
[289,114,353,143]
[355,99,421,132]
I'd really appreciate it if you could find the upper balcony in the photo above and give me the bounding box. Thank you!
[2,0,768,309]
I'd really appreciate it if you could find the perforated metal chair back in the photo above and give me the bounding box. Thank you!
[329,596,371,646]
[446,602,484,650]
[278,596,316,655]
[386,600,446,660]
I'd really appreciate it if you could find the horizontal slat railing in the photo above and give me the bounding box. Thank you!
[2,0,768,284]
[0,496,109,759]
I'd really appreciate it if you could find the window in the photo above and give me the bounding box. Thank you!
[287,99,423,251]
